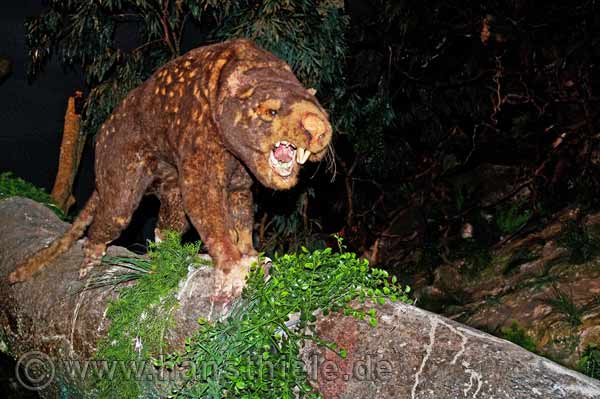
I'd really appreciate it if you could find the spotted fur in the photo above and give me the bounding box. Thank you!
[8,39,332,294]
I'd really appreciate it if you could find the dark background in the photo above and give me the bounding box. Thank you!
[1,1,88,196]
[1,2,171,250]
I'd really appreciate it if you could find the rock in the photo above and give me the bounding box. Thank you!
[419,207,600,369]
[307,302,600,399]
[1,197,599,398]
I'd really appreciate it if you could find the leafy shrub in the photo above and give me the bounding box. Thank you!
[578,345,600,380]
[500,322,537,353]
[544,285,583,327]
[496,203,532,236]
[93,232,208,399]
[0,172,65,219]
[165,238,410,398]
[93,234,410,398]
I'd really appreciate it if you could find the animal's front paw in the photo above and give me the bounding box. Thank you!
[81,241,106,279]
[210,256,272,316]
[79,256,102,279]
[213,255,256,298]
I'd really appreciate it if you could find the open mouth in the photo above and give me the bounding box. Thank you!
[269,141,312,178]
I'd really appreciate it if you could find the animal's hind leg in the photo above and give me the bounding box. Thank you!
[153,164,190,242]
[81,161,155,277]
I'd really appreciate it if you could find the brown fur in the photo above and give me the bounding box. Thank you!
[8,39,332,293]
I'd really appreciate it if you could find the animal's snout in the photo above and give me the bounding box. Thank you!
[302,113,330,149]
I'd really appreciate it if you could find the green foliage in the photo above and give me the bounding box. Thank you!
[94,232,204,399]
[558,220,600,264]
[578,345,600,380]
[544,285,583,327]
[215,0,347,91]
[90,234,409,398]
[0,172,65,219]
[500,321,537,353]
[163,242,410,398]
[496,203,532,236]
[26,0,347,137]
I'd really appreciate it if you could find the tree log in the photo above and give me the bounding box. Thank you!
[1,197,599,398]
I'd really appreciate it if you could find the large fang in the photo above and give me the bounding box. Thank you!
[296,148,311,165]
[302,149,311,164]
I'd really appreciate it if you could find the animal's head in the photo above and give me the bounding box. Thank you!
[217,63,332,190]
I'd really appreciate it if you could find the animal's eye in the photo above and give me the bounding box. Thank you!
[257,99,281,122]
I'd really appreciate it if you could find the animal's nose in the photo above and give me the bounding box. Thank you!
[302,113,328,148]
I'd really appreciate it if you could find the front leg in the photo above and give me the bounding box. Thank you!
[228,168,274,275]
[180,153,251,297]
[228,165,257,256]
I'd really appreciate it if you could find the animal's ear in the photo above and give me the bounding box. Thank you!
[307,88,317,96]
[224,68,253,99]
[237,87,255,100]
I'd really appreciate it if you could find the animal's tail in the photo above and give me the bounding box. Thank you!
[7,191,100,284]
